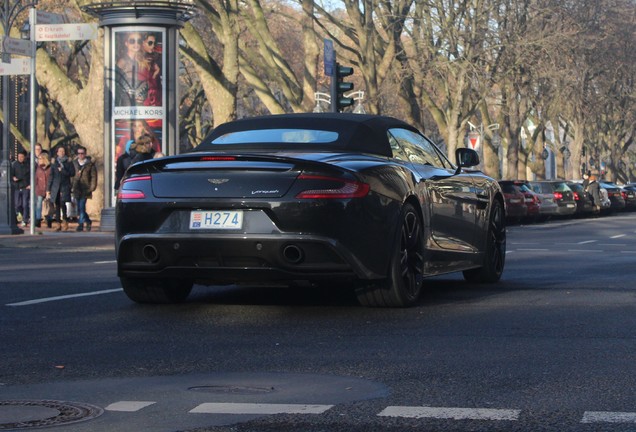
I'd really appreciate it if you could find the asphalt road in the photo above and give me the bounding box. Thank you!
[1,213,636,432]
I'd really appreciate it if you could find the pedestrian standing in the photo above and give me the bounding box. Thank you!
[47,145,75,231]
[11,150,30,227]
[35,152,51,228]
[586,175,602,215]
[71,146,98,231]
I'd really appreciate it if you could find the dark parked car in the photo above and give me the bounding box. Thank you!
[621,184,636,210]
[116,113,506,308]
[528,181,576,217]
[566,181,595,216]
[600,181,626,212]
[498,181,527,221]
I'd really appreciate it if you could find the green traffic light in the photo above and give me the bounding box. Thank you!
[337,66,353,77]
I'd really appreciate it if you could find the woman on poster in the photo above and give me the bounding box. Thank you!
[115,31,149,106]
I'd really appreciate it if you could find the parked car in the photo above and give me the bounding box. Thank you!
[116,113,506,308]
[600,181,626,212]
[526,181,567,219]
[566,181,595,216]
[499,180,541,222]
[498,181,527,222]
[621,184,636,210]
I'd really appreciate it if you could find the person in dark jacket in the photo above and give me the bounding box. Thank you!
[114,139,133,192]
[72,146,98,232]
[46,145,75,231]
[11,150,30,226]
[586,175,602,214]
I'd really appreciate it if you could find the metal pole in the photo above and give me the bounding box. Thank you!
[28,6,34,234]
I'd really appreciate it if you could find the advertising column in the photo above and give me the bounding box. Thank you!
[112,28,166,167]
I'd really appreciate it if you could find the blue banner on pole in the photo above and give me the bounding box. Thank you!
[324,38,334,77]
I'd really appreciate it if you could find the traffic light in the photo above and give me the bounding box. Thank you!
[331,63,354,112]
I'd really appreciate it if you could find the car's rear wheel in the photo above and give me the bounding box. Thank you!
[355,203,424,307]
[121,277,193,304]
[463,199,506,283]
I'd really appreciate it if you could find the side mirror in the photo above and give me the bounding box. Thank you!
[455,148,480,168]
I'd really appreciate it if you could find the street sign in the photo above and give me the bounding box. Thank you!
[0,58,31,76]
[468,131,480,149]
[324,38,334,77]
[2,37,33,57]
[36,11,66,25]
[35,23,98,42]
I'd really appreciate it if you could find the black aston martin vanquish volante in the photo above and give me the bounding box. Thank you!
[116,113,506,307]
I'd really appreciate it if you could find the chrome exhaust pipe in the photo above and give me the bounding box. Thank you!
[282,244,304,264]
[142,244,159,263]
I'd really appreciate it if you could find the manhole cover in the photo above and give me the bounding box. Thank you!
[189,385,276,395]
[0,400,103,430]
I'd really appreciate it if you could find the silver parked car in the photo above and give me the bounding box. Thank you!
[528,181,577,217]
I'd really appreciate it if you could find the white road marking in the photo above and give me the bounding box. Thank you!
[378,406,520,421]
[106,401,156,412]
[190,403,333,415]
[94,260,117,264]
[516,248,549,252]
[582,411,636,423]
[578,240,598,244]
[610,234,626,239]
[6,288,123,306]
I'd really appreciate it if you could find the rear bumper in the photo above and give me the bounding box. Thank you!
[117,233,384,283]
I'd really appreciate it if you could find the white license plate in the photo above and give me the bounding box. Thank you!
[566,203,575,208]
[190,210,243,230]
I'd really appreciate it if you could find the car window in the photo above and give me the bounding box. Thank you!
[387,133,409,162]
[387,128,450,169]
[211,129,339,144]
[553,182,571,192]
[500,184,519,194]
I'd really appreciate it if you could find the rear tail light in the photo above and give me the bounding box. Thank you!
[554,192,563,200]
[200,156,236,161]
[295,174,370,199]
[621,191,627,199]
[118,175,151,200]
[573,192,580,201]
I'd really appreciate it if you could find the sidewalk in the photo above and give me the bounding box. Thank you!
[0,219,115,250]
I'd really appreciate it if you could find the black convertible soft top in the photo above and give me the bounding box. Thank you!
[195,113,421,157]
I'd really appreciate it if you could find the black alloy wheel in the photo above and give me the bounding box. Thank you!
[356,203,424,307]
[463,198,506,283]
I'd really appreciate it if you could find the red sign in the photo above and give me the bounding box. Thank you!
[468,131,480,149]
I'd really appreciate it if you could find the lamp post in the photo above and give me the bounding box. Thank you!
[492,132,502,178]
[0,0,37,234]
[20,7,35,234]
[313,92,330,113]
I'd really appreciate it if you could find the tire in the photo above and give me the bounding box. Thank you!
[121,277,193,304]
[463,199,506,283]
[355,203,424,307]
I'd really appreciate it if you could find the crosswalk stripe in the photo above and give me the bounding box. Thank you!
[190,402,333,415]
[105,401,156,412]
[582,411,636,423]
[378,406,521,421]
